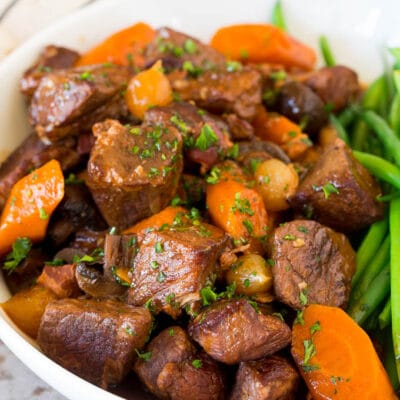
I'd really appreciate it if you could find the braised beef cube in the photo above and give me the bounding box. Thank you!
[135,326,225,400]
[230,355,300,400]
[271,220,356,310]
[20,45,80,97]
[275,81,327,135]
[0,134,81,211]
[47,184,107,248]
[177,174,206,205]
[87,119,183,229]
[289,138,383,232]
[38,298,152,388]
[144,27,225,72]
[37,263,80,298]
[238,139,290,164]
[128,224,229,318]
[4,248,47,294]
[305,65,359,112]
[144,102,232,172]
[188,299,291,364]
[172,67,262,120]
[29,64,130,142]
[223,113,254,141]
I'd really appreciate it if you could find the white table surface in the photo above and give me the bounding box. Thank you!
[0,2,95,398]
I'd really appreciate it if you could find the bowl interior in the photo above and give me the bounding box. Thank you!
[0,0,399,399]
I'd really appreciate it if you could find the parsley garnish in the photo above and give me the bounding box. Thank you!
[283,234,296,241]
[200,287,218,306]
[65,173,83,185]
[79,71,93,81]
[155,242,164,253]
[297,225,309,234]
[205,167,221,184]
[157,271,166,283]
[170,115,189,134]
[182,60,203,77]
[242,219,254,235]
[125,326,136,336]
[3,238,32,274]
[192,359,203,369]
[183,39,197,54]
[322,182,340,199]
[310,321,321,335]
[135,349,152,361]
[168,328,175,336]
[39,207,48,220]
[231,192,254,216]
[195,124,218,151]
[270,70,287,81]
[226,60,242,72]
[45,258,65,266]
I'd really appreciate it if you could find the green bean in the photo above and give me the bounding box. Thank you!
[377,191,400,203]
[390,197,400,380]
[353,151,400,189]
[271,0,287,31]
[362,110,400,165]
[384,326,400,391]
[349,236,390,308]
[338,105,358,128]
[379,297,392,330]
[389,93,400,137]
[362,306,381,331]
[349,262,390,325]
[319,35,335,67]
[352,218,388,287]
[351,120,370,151]
[329,114,350,145]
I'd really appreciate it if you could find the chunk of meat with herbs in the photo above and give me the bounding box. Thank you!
[46,183,107,248]
[270,219,356,310]
[144,101,233,172]
[171,66,262,120]
[128,218,230,317]
[29,64,131,142]
[38,298,152,389]
[0,134,81,212]
[135,326,225,400]
[305,65,359,112]
[189,299,291,364]
[289,138,383,232]
[230,355,300,400]
[87,119,183,229]
[144,27,226,72]
[20,45,80,97]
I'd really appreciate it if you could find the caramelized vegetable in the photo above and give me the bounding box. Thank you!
[125,60,173,119]
[76,22,155,68]
[254,158,299,211]
[0,160,64,256]
[291,304,397,400]
[206,167,268,252]
[2,285,57,338]
[253,107,311,159]
[226,254,273,301]
[210,24,316,70]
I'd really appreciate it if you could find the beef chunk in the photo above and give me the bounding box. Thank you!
[189,299,291,364]
[37,263,80,298]
[144,27,225,71]
[171,67,262,120]
[87,119,183,229]
[29,64,130,142]
[238,139,290,165]
[223,113,254,141]
[305,65,359,112]
[128,223,229,318]
[38,298,152,388]
[289,138,383,232]
[177,174,206,206]
[0,133,80,211]
[275,81,327,135]
[47,183,107,248]
[271,220,356,310]
[135,326,225,400]
[230,355,300,400]
[144,102,233,172]
[21,45,80,97]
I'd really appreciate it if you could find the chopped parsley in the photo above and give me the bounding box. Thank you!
[157,271,166,283]
[270,70,287,81]
[243,278,251,288]
[170,114,189,134]
[168,328,175,336]
[135,349,152,361]
[322,182,340,199]
[200,287,218,306]
[3,238,32,274]
[79,71,93,81]
[226,143,239,159]
[45,258,65,266]
[297,225,309,234]
[125,326,136,336]
[155,242,164,253]
[151,260,160,269]
[226,60,242,72]
[182,60,203,77]
[231,193,254,216]
[183,39,197,54]
[195,124,218,151]
[283,234,296,241]
[205,167,221,184]
[242,219,254,235]
[310,321,321,335]
[303,339,316,366]
[65,173,83,185]
[192,359,203,369]
[39,207,48,220]
[299,289,308,306]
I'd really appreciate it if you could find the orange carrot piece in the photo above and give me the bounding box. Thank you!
[206,170,268,252]
[253,107,311,159]
[210,24,316,70]
[125,60,173,119]
[291,304,397,400]
[76,22,155,68]
[2,285,57,338]
[0,160,64,256]
[123,206,187,235]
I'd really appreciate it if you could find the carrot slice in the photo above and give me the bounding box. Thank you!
[0,159,64,256]
[76,22,155,68]
[291,304,397,400]
[123,206,187,235]
[210,24,316,70]
[252,107,310,159]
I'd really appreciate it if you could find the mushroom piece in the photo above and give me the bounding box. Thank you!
[75,262,127,298]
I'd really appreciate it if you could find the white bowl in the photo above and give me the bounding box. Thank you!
[0,0,398,398]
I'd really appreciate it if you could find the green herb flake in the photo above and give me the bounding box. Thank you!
[206,167,221,184]
[231,192,254,216]
[242,219,254,235]
[168,328,175,336]
[45,258,65,266]
[295,310,305,325]
[65,173,84,185]
[183,39,197,54]
[226,60,243,72]
[155,241,164,253]
[310,321,321,335]
[299,289,308,306]
[322,182,340,199]
[195,124,218,151]
[130,145,140,155]
[303,339,316,365]
[200,287,218,306]
[79,71,93,81]
[3,238,32,274]
[297,225,309,234]
[283,234,296,241]
[243,278,251,288]
[125,326,136,336]
[170,114,189,134]
[135,349,152,361]
[226,143,239,159]
[39,207,48,220]
[148,167,159,178]
[151,260,160,269]
[192,359,203,369]
[157,271,166,283]
[270,70,287,81]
